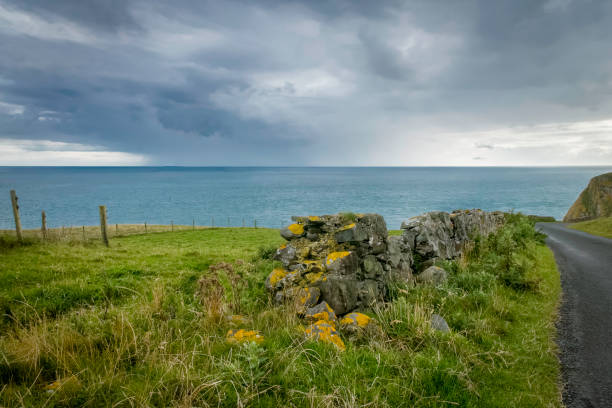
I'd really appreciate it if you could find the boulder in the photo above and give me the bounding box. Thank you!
[319,275,360,315]
[339,312,383,340]
[274,244,297,267]
[564,172,612,222]
[416,266,448,286]
[304,320,345,351]
[387,235,413,282]
[304,301,337,323]
[401,211,456,260]
[265,267,288,291]
[280,223,305,240]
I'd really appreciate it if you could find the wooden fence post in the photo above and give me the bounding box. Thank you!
[171,221,174,232]
[242,218,245,228]
[144,222,147,233]
[10,190,22,242]
[116,223,118,235]
[99,205,109,246]
[41,211,47,240]
[254,219,257,229]
[82,226,86,241]
[228,217,230,227]
[212,217,214,228]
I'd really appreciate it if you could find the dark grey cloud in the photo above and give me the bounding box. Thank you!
[0,0,611,165]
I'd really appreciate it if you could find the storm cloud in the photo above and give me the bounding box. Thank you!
[0,0,611,165]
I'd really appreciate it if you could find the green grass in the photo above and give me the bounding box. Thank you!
[568,216,612,239]
[0,219,562,407]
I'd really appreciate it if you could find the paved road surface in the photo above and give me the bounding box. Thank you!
[537,223,612,408]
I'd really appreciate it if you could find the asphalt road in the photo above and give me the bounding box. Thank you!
[536,222,612,408]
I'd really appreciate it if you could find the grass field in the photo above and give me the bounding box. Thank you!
[0,216,562,407]
[568,216,612,239]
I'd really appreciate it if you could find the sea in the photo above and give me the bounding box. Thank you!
[1,166,611,230]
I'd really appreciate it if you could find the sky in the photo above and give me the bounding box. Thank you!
[0,0,611,166]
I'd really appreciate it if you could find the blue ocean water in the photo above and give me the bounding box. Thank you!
[1,167,611,230]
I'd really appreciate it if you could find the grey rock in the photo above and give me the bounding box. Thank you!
[387,235,413,282]
[362,255,383,279]
[304,301,337,322]
[357,279,383,308]
[325,251,359,276]
[280,228,302,241]
[273,244,297,268]
[319,275,360,315]
[335,224,368,243]
[416,266,448,285]
[401,211,456,259]
[431,314,450,333]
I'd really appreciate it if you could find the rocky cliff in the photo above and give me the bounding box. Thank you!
[268,209,504,317]
[564,172,612,222]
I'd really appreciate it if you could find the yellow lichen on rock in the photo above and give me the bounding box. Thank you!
[310,302,336,324]
[279,243,287,249]
[305,270,325,284]
[308,216,321,221]
[297,287,320,308]
[304,320,345,351]
[340,312,371,328]
[326,251,351,266]
[288,223,304,235]
[226,329,264,344]
[268,268,287,286]
[339,223,356,231]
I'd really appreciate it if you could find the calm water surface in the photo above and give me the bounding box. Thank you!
[1,167,610,230]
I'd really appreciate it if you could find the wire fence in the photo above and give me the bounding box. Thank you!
[2,189,289,244]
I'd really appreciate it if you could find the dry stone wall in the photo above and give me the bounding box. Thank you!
[268,209,505,318]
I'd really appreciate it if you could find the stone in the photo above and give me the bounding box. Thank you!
[416,266,448,286]
[275,286,320,311]
[226,329,264,344]
[273,244,296,267]
[325,251,359,275]
[431,314,450,333]
[335,223,368,243]
[450,209,504,250]
[304,320,346,351]
[362,255,383,279]
[401,209,504,264]
[401,211,456,260]
[265,267,288,291]
[386,235,413,282]
[564,172,612,222]
[304,301,337,323]
[339,312,382,339]
[280,223,305,240]
[319,276,359,315]
[339,312,372,331]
